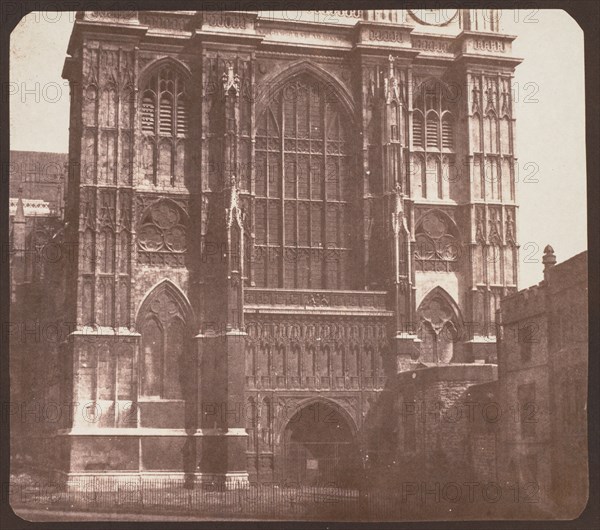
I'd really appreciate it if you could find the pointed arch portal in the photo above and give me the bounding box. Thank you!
[279,399,361,487]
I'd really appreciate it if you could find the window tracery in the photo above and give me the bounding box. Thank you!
[137,199,188,266]
[414,210,461,272]
[140,64,189,187]
[139,283,191,400]
[254,75,355,289]
[412,79,456,199]
[417,289,461,364]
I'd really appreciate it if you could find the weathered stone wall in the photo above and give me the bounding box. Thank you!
[497,250,588,516]
[376,364,497,487]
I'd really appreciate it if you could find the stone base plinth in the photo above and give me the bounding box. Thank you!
[57,428,249,491]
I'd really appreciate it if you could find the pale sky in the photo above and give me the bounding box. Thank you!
[9,10,587,288]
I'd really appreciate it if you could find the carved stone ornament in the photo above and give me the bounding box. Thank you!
[505,210,516,243]
[98,195,116,229]
[485,78,497,112]
[501,79,511,117]
[307,294,330,307]
[472,78,481,113]
[420,298,453,334]
[149,291,181,322]
[415,211,459,262]
[475,207,486,243]
[383,55,402,103]
[222,63,241,96]
[226,175,244,230]
[488,208,502,242]
[200,194,209,237]
[391,184,410,237]
[138,200,187,253]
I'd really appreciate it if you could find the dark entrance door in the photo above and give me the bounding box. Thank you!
[281,401,360,487]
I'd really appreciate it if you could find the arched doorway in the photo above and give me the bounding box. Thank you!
[280,400,360,487]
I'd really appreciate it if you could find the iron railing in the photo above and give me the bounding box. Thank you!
[9,478,416,520]
[9,475,549,520]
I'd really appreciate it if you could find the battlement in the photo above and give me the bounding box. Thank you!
[500,282,547,323]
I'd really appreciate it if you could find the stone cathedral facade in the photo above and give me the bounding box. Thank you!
[59,9,521,486]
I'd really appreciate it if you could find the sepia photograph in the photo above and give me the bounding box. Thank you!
[5,6,593,523]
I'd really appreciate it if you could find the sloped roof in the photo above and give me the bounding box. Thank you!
[9,151,68,210]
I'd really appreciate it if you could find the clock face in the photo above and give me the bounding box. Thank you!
[408,9,459,26]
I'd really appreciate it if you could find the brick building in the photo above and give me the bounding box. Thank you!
[52,9,522,487]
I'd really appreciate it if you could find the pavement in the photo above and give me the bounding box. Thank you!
[11,507,254,522]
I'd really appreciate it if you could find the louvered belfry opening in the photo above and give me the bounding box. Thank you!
[159,93,173,135]
[413,80,455,150]
[412,113,424,148]
[426,118,440,148]
[441,116,453,149]
[253,75,356,290]
[140,65,189,186]
[141,94,155,133]
[176,96,188,136]
[412,79,456,199]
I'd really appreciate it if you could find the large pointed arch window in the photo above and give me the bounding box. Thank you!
[140,64,189,187]
[254,75,356,289]
[412,79,456,199]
